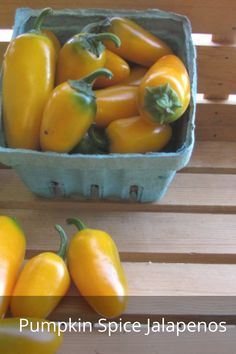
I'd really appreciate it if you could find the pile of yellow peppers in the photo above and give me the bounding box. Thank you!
[0,215,127,353]
[2,8,191,155]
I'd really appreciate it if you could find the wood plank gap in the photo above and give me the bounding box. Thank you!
[25,250,236,265]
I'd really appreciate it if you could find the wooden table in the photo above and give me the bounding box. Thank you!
[0,1,236,353]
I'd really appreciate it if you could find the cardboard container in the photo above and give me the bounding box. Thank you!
[0,8,196,202]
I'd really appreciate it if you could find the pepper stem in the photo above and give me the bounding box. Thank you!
[68,68,113,93]
[82,18,111,34]
[144,83,182,124]
[67,218,87,231]
[32,8,53,33]
[82,68,113,84]
[90,33,121,48]
[77,32,120,57]
[54,224,68,260]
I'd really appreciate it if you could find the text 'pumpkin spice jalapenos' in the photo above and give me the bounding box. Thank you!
[0,318,63,354]
[2,8,56,150]
[0,216,26,318]
[40,69,112,153]
[138,54,191,125]
[66,218,128,318]
[90,117,172,154]
[83,17,172,67]
[95,85,139,128]
[56,31,121,84]
[11,225,70,319]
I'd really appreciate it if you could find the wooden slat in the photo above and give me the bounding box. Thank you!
[1,0,236,36]
[45,263,236,321]
[96,263,236,296]
[2,209,236,263]
[197,42,236,96]
[0,170,235,213]
[32,263,236,323]
[196,98,236,141]
[186,141,236,174]
[59,327,236,354]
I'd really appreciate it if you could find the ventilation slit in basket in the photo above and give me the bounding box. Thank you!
[90,184,100,199]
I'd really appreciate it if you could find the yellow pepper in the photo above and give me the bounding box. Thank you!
[11,225,70,318]
[90,117,172,153]
[0,216,26,318]
[0,318,63,354]
[67,218,128,318]
[2,8,56,150]
[40,69,112,153]
[95,85,138,128]
[56,31,120,84]
[94,49,130,88]
[83,17,172,67]
[43,29,61,56]
[119,65,148,86]
[138,54,191,124]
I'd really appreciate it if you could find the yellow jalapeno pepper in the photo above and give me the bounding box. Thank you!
[95,85,139,128]
[0,318,63,354]
[11,225,70,319]
[119,65,148,86]
[89,117,172,153]
[94,49,130,89]
[83,17,173,67]
[138,54,191,124]
[40,69,112,153]
[2,8,56,150]
[66,218,128,318]
[56,31,120,84]
[0,216,26,318]
[43,28,61,56]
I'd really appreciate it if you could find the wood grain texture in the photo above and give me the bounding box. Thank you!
[37,263,236,321]
[59,327,236,354]
[186,141,236,174]
[1,0,236,36]
[45,263,236,321]
[197,42,236,95]
[3,209,236,263]
[196,98,236,141]
[101,262,236,295]
[0,170,235,213]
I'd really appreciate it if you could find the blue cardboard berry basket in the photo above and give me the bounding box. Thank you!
[0,8,196,202]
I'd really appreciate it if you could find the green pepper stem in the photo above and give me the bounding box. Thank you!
[69,68,113,92]
[144,83,182,124]
[90,32,121,48]
[67,218,87,231]
[68,69,112,98]
[32,8,53,32]
[83,68,113,84]
[82,18,111,34]
[54,224,68,260]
